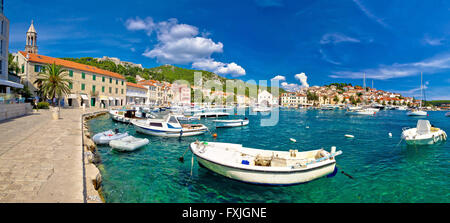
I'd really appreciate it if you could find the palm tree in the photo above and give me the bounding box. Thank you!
[35,63,72,118]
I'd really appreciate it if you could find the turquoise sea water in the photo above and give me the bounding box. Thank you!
[88,109,450,203]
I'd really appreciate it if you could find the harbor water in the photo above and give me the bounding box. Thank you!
[88,109,450,203]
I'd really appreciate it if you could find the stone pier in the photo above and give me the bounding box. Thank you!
[0,108,104,202]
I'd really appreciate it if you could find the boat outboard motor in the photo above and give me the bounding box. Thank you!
[114,128,120,134]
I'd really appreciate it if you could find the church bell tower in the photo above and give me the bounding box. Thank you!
[25,20,38,54]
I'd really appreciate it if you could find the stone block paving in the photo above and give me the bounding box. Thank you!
[0,108,101,203]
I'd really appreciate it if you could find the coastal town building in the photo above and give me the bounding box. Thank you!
[171,83,191,105]
[16,51,127,108]
[258,90,277,106]
[280,92,307,108]
[126,82,148,105]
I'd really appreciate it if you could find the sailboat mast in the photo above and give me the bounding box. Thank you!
[420,72,423,108]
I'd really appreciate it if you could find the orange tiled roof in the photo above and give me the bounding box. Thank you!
[19,51,125,80]
[126,82,147,90]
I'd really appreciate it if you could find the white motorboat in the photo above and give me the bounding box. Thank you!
[190,141,342,185]
[395,106,408,111]
[109,136,149,152]
[92,129,129,145]
[213,118,249,128]
[252,107,272,112]
[131,115,208,137]
[402,120,447,145]
[109,109,150,124]
[346,108,376,115]
[194,112,230,118]
[364,107,380,112]
[407,109,427,116]
[347,105,362,111]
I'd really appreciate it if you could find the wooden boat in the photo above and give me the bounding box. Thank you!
[131,115,208,137]
[213,118,249,128]
[190,141,342,185]
[402,120,447,145]
[92,129,129,145]
[109,136,149,152]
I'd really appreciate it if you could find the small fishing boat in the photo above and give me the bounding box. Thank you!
[290,138,296,143]
[346,108,376,115]
[446,112,450,117]
[132,115,209,137]
[194,112,230,118]
[401,120,447,145]
[344,134,354,138]
[109,109,149,124]
[213,118,249,128]
[109,136,149,152]
[190,141,342,185]
[92,129,129,145]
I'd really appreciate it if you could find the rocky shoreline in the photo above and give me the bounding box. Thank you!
[82,111,108,203]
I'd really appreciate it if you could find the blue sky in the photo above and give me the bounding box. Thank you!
[7,0,450,99]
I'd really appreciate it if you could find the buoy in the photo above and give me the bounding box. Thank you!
[212,133,218,138]
[388,132,392,138]
[290,138,296,143]
[345,134,354,138]
[306,126,310,129]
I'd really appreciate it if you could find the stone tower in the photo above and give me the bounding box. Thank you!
[25,20,38,54]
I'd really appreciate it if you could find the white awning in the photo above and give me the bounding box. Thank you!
[109,97,114,101]
[116,98,121,101]
[80,94,89,100]
[67,94,77,99]
[0,79,24,89]
[99,96,108,101]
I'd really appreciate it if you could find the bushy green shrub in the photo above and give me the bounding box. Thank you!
[37,101,50,109]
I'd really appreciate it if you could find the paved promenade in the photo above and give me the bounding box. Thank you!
[0,108,99,202]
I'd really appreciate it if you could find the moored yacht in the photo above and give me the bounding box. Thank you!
[131,115,208,137]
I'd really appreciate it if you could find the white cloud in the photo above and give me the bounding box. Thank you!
[125,17,245,76]
[352,0,390,29]
[192,59,246,77]
[278,73,309,92]
[295,72,310,88]
[330,53,450,80]
[271,75,286,81]
[423,35,445,46]
[281,82,302,92]
[125,17,155,35]
[320,33,360,45]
